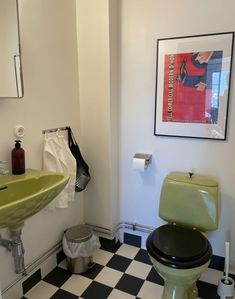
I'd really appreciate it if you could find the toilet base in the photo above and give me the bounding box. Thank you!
[162,281,198,299]
[148,255,210,299]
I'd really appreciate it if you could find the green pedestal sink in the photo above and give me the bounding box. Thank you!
[0,169,69,229]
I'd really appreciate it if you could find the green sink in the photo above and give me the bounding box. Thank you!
[0,169,69,229]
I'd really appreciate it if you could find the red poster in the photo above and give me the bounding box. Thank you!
[162,51,222,124]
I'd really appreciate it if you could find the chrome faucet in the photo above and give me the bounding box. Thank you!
[0,161,9,175]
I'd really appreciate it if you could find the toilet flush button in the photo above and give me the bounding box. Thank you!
[14,124,25,139]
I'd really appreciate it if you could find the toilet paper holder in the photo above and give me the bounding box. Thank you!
[133,153,152,169]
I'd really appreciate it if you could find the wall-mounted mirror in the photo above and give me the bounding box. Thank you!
[0,0,23,98]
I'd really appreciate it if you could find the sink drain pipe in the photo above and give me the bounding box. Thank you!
[0,228,25,274]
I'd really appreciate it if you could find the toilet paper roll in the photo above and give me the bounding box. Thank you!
[133,158,146,171]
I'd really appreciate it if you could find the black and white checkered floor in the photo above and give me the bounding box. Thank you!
[23,243,226,299]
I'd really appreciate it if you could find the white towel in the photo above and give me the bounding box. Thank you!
[43,131,76,210]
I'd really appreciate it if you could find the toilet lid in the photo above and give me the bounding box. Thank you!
[147,224,212,268]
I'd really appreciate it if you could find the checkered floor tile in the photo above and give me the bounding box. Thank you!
[23,243,223,299]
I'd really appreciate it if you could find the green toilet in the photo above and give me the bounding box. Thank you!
[146,172,218,299]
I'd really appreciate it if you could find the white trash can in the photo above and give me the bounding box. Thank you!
[63,224,100,274]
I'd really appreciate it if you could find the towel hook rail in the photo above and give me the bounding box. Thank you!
[42,126,70,134]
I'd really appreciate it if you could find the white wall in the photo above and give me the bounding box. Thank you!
[76,0,120,231]
[119,0,235,261]
[0,0,83,290]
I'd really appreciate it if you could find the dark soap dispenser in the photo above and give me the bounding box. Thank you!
[12,140,25,174]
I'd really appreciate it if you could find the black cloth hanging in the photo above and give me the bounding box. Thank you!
[68,127,91,192]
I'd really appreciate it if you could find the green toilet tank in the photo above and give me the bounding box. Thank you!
[159,172,219,232]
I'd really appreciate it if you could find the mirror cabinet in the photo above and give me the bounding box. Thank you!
[0,0,23,98]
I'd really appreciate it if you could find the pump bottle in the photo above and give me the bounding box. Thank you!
[11,140,25,174]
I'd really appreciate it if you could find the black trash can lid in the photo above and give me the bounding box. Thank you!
[65,224,93,243]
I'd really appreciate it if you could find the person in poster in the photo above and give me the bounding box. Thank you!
[162,50,223,124]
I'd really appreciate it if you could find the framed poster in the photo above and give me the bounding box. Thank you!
[154,32,234,140]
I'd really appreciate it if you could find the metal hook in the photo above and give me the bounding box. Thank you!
[56,128,62,137]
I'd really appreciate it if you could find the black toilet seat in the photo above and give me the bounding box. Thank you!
[146,224,212,269]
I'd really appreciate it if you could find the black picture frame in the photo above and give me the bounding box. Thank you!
[154,32,234,140]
